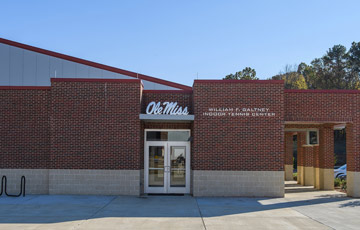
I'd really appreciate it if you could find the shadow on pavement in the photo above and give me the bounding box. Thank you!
[339,200,360,208]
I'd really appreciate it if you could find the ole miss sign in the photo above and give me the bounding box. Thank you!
[146,101,189,115]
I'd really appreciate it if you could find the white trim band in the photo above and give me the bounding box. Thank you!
[139,114,194,121]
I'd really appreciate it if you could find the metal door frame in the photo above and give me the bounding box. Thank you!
[144,129,191,194]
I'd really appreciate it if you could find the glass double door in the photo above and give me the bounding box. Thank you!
[145,141,190,194]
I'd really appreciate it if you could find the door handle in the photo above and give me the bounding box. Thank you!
[164,166,170,173]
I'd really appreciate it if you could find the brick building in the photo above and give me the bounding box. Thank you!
[1,38,360,197]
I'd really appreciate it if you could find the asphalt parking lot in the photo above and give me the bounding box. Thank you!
[0,182,359,230]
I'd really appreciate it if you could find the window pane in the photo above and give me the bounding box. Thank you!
[309,131,318,144]
[170,170,185,187]
[146,131,168,141]
[170,146,186,187]
[146,131,190,141]
[168,131,190,141]
[148,146,164,187]
[148,146,164,168]
[149,169,164,187]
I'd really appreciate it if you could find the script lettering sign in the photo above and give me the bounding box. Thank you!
[146,101,189,115]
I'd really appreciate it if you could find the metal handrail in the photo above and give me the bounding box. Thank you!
[0,175,26,197]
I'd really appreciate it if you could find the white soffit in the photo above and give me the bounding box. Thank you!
[139,114,194,122]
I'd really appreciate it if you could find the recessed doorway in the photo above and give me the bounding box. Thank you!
[144,129,191,194]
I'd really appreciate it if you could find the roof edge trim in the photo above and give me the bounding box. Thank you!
[143,90,192,94]
[0,86,51,90]
[194,79,284,84]
[285,89,360,94]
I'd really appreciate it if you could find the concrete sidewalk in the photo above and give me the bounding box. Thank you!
[0,183,359,230]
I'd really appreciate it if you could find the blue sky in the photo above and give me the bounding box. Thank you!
[1,0,360,86]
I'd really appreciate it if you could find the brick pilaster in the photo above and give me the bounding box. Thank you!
[297,132,306,167]
[319,125,334,169]
[316,124,334,190]
[284,132,294,165]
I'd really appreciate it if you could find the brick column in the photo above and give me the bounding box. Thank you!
[346,123,360,197]
[284,132,294,181]
[317,124,334,190]
[346,94,360,197]
[297,132,306,185]
[313,145,320,189]
[303,146,314,186]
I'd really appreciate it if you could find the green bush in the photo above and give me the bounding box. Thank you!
[340,180,347,190]
[334,178,341,187]
[293,172,297,181]
[334,178,347,190]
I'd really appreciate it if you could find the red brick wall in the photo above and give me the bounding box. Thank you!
[318,125,335,169]
[284,133,293,165]
[352,94,360,172]
[50,79,142,169]
[313,145,320,168]
[2,82,360,174]
[285,90,360,171]
[193,80,284,171]
[297,132,306,167]
[284,90,357,122]
[346,93,360,172]
[288,124,332,169]
[303,147,314,167]
[141,91,193,114]
[0,88,50,168]
[347,124,356,171]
